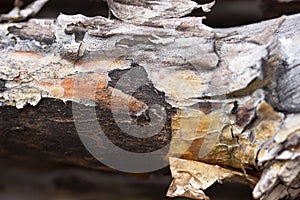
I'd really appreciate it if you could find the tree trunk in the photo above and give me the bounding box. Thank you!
[0,1,299,200]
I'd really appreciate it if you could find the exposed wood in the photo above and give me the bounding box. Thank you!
[0,1,299,199]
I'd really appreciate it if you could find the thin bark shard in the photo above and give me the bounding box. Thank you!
[107,0,215,24]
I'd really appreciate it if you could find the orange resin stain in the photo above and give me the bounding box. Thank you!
[10,51,44,59]
[70,74,109,101]
[61,78,76,98]
[38,81,55,87]
[37,74,147,113]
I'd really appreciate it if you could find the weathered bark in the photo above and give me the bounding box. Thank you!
[0,1,299,200]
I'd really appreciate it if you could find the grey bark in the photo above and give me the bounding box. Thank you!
[0,1,299,200]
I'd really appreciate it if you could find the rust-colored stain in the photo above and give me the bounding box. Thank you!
[38,81,54,87]
[182,138,205,160]
[61,78,76,98]
[36,74,147,114]
[236,106,251,127]
[10,51,44,59]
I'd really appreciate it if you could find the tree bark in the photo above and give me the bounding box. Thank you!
[0,2,299,200]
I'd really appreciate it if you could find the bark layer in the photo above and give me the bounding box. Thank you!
[0,4,299,200]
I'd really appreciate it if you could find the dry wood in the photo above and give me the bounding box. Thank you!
[0,1,299,200]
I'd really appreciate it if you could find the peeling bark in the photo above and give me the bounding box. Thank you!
[0,1,299,199]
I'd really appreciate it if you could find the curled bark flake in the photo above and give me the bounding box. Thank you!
[107,0,215,24]
[254,114,300,200]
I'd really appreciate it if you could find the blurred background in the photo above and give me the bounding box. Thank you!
[0,158,253,200]
[1,0,300,27]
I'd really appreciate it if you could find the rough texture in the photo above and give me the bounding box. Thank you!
[107,0,215,24]
[0,1,299,200]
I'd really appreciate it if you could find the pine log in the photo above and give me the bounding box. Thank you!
[0,4,299,200]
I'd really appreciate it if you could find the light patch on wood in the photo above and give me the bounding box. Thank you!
[167,157,258,200]
[2,87,41,109]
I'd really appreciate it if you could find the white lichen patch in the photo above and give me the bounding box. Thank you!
[2,87,41,109]
[279,36,300,66]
